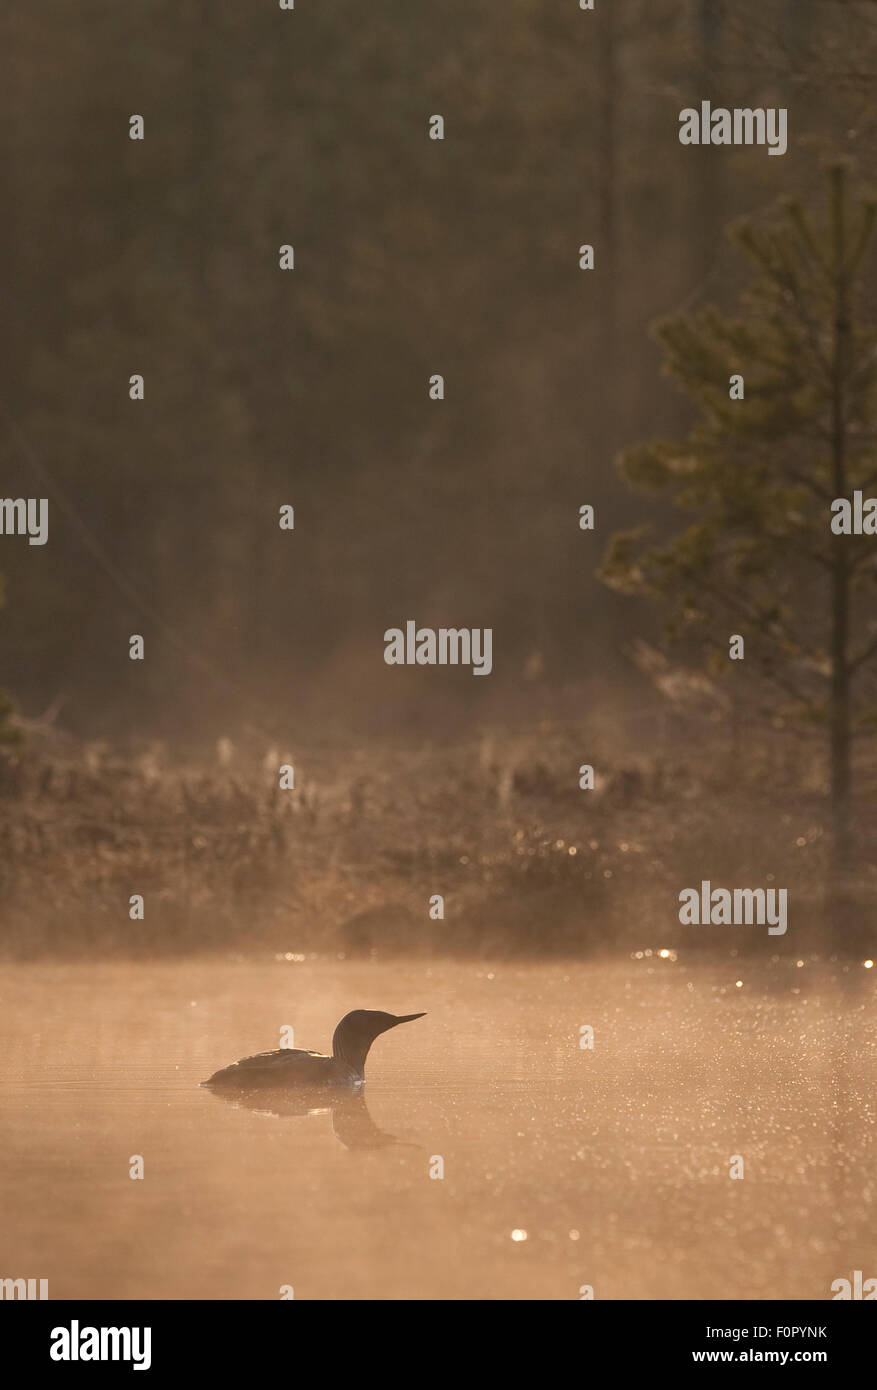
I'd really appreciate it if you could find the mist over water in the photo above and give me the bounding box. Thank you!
[2,955,872,1300]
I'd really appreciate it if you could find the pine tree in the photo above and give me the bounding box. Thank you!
[601,162,877,869]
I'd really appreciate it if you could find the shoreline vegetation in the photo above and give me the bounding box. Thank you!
[1,713,872,961]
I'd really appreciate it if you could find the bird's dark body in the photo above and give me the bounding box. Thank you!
[204,1047,358,1089]
[202,1009,425,1090]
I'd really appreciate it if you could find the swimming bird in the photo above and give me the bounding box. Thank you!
[201,1009,426,1090]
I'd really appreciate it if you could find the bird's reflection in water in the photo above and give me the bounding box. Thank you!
[205,1085,420,1151]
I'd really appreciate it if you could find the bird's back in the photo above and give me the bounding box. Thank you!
[203,1047,346,1089]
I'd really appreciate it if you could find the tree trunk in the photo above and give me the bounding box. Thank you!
[597,5,617,375]
[829,165,852,878]
[694,2,723,283]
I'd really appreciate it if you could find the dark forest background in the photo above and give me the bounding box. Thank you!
[2,2,877,956]
[3,0,874,747]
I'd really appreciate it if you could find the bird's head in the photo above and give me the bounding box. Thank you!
[332,1009,426,1074]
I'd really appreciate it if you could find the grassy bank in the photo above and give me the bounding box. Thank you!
[0,717,873,959]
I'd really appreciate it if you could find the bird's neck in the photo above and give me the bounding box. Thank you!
[332,1037,372,1079]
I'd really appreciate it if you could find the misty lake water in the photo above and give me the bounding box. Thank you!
[1,954,874,1300]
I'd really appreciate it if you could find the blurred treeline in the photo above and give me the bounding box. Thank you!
[1,0,876,746]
